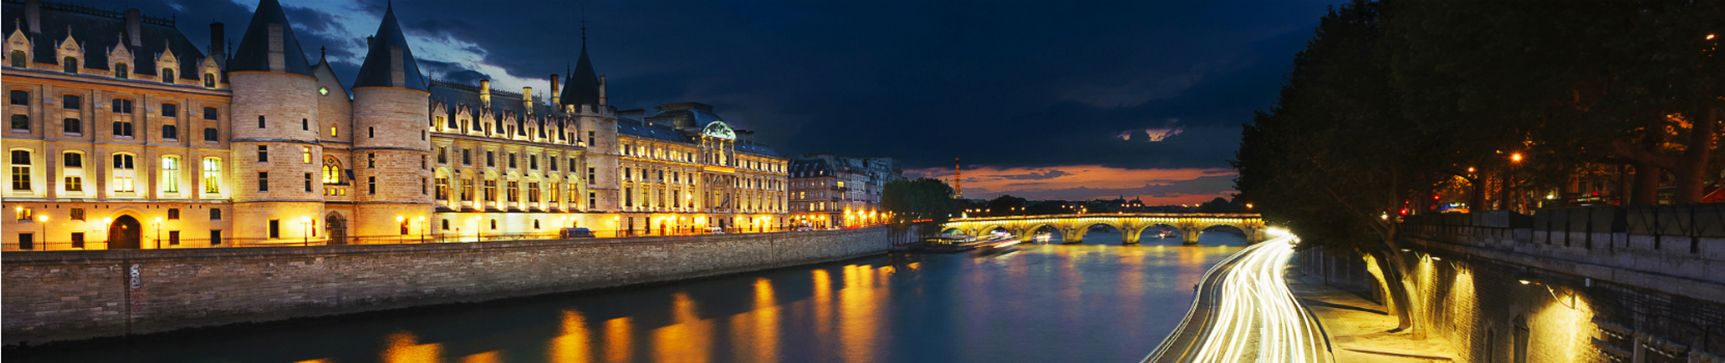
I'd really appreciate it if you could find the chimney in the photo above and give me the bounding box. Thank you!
[549,74,561,108]
[522,87,534,111]
[209,22,226,59]
[25,0,41,33]
[479,79,491,107]
[598,75,608,107]
[125,9,142,47]
[367,36,375,47]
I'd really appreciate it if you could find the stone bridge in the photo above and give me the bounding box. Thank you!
[943,213,1268,244]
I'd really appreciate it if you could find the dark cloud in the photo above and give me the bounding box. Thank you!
[95,0,1339,172]
[997,170,1070,181]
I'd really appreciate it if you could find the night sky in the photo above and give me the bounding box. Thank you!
[109,0,1341,204]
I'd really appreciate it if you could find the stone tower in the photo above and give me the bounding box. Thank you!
[563,27,619,212]
[227,0,325,243]
[349,3,433,239]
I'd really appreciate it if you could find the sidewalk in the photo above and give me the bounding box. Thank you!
[1290,277,1459,362]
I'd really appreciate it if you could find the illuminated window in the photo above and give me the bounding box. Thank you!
[202,157,222,194]
[111,153,136,193]
[9,149,31,191]
[321,157,343,185]
[160,156,181,193]
[302,146,311,163]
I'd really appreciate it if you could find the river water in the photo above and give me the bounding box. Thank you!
[8,230,1244,363]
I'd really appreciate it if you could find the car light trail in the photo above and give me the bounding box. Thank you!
[1166,229,1328,363]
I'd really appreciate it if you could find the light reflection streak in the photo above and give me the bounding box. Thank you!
[840,264,879,362]
[381,331,443,363]
[730,277,780,363]
[603,317,633,363]
[652,292,712,363]
[460,351,501,363]
[550,310,591,363]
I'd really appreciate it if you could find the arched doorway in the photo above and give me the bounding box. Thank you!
[325,213,347,245]
[108,215,142,249]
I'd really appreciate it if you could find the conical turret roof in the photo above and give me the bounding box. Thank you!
[229,0,312,75]
[353,3,427,90]
[559,28,602,108]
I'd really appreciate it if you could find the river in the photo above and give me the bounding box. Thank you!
[7,230,1245,363]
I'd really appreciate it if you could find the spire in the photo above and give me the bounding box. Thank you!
[352,0,427,90]
[229,0,312,74]
[559,19,602,109]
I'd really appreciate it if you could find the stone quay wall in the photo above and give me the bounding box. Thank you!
[1298,206,1725,362]
[2,227,897,346]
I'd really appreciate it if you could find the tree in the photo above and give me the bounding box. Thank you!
[1236,0,1436,333]
[985,195,1029,215]
[882,178,958,223]
[1197,196,1245,213]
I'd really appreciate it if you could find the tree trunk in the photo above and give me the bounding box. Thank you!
[1468,176,1485,212]
[1376,239,1419,336]
[1631,163,1660,206]
[1673,108,1719,204]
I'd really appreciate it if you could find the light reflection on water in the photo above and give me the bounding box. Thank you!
[7,230,1243,363]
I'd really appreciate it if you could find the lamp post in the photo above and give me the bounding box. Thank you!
[153,217,163,249]
[418,216,428,243]
[302,216,312,246]
[36,214,48,250]
[396,216,406,244]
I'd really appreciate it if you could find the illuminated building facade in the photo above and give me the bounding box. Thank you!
[789,155,899,228]
[615,102,789,236]
[0,0,787,250]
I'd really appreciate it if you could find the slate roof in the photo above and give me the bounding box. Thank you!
[559,34,601,108]
[428,80,556,117]
[228,0,311,75]
[736,142,781,158]
[429,80,574,141]
[352,3,426,90]
[618,122,691,144]
[789,158,835,178]
[2,0,210,80]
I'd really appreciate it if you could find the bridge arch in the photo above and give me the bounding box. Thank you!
[941,213,1268,246]
[1193,224,1252,246]
[1129,223,1185,244]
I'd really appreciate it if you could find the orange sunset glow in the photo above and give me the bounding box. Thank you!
[907,165,1238,204]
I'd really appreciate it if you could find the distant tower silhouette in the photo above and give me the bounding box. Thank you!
[954,157,962,199]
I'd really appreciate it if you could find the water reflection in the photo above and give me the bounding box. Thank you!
[6,230,1241,363]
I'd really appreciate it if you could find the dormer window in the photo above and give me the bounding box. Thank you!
[9,51,24,67]
[161,68,175,83]
[204,73,216,87]
[63,57,78,74]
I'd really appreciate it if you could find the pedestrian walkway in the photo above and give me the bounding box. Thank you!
[1291,278,1459,362]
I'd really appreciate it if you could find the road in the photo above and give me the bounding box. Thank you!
[1145,230,1332,363]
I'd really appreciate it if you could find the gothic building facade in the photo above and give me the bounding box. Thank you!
[0,0,788,250]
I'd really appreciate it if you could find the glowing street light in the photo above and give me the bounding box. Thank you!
[36,214,48,250]
[1510,152,1524,164]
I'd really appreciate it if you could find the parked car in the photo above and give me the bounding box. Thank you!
[705,226,726,234]
[560,227,596,239]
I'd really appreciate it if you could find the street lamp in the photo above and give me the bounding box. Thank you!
[396,215,406,244]
[154,217,164,249]
[36,214,48,250]
[302,216,312,246]
[417,216,428,243]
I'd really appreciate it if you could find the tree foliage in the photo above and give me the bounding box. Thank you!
[1236,0,1724,333]
[882,178,958,223]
